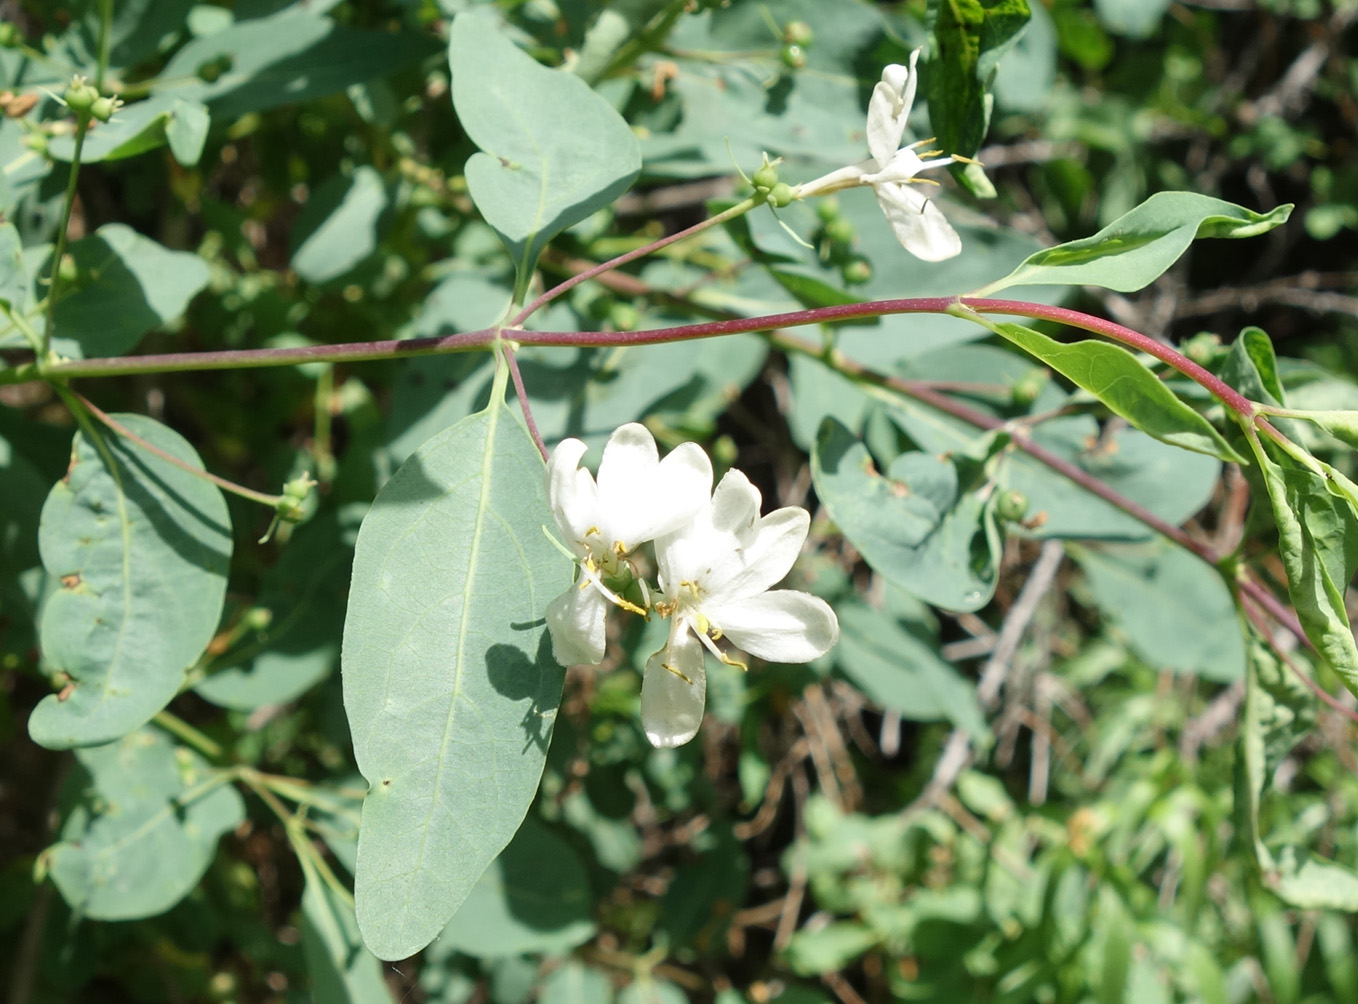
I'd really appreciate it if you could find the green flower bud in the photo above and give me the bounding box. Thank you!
[0,22,22,48]
[841,257,872,285]
[63,79,98,114]
[824,217,855,245]
[90,95,120,122]
[783,21,814,47]
[995,489,1029,523]
[815,196,840,224]
[609,301,640,332]
[56,254,79,285]
[752,163,779,190]
[779,44,806,70]
[242,607,274,632]
[767,182,795,208]
[1183,332,1222,367]
[1011,367,1050,408]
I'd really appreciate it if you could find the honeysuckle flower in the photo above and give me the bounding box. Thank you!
[797,49,962,262]
[641,469,840,748]
[544,423,712,668]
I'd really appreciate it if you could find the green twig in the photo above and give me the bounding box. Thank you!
[153,711,225,760]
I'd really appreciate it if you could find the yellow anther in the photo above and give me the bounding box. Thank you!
[662,661,693,685]
[719,652,748,672]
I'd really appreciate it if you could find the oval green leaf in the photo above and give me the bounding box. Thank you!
[46,728,244,919]
[811,417,1001,612]
[341,397,571,961]
[450,10,641,284]
[31,414,232,750]
[977,192,1292,294]
[988,319,1244,461]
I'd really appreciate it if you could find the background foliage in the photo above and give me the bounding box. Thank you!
[3,1,1358,1002]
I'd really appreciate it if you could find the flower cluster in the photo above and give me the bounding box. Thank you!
[798,50,962,262]
[544,424,840,748]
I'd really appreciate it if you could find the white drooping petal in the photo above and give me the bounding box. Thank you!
[545,585,608,667]
[703,506,811,604]
[544,437,597,551]
[866,50,920,169]
[713,590,840,664]
[606,440,712,549]
[641,626,707,748]
[873,182,962,262]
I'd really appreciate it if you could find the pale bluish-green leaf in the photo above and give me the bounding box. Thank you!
[988,320,1244,462]
[439,815,595,957]
[812,418,1001,612]
[298,851,392,1004]
[50,223,211,358]
[618,979,688,1004]
[1094,0,1172,37]
[1071,540,1245,682]
[449,10,641,283]
[540,962,614,1004]
[291,167,389,284]
[195,506,359,710]
[342,397,572,961]
[1253,444,1358,690]
[160,9,435,119]
[48,95,210,167]
[0,221,29,312]
[835,601,986,736]
[784,921,880,977]
[978,193,1293,294]
[45,728,243,919]
[32,415,232,749]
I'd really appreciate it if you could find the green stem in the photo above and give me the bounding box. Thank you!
[42,115,90,358]
[153,711,225,760]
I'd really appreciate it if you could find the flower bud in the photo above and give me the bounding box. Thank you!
[824,217,855,245]
[0,22,22,48]
[779,44,806,70]
[90,95,121,122]
[841,257,872,285]
[995,490,1029,523]
[767,182,795,208]
[1011,367,1050,408]
[783,21,814,47]
[751,163,779,191]
[815,196,840,223]
[63,79,98,114]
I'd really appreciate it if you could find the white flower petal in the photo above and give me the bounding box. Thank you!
[641,626,707,748]
[866,51,920,168]
[713,590,840,664]
[656,469,762,590]
[608,441,712,550]
[704,506,810,604]
[545,585,608,667]
[544,437,598,551]
[874,183,962,262]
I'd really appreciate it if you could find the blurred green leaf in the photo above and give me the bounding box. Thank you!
[46,728,244,919]
[342,393,571,961]
[539,962,614,1004]
[160,9,434,119]
[812,417,1001,612]
[291,167,389,285]
[450,9,641,286]
[1071,541,1245,682]
[439,816,595,957]
[48,95,210,167]
[979,193,1293,294]
[835,601,986,735]
[50,223,211,358]
[31,414,232,749]
[298,850,391,1004]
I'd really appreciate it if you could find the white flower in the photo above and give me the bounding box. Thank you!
[798,49,962,262]
[642,469,840,748]
[544,423,712,668]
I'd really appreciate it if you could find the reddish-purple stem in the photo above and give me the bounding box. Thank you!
[504,347,547,461]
